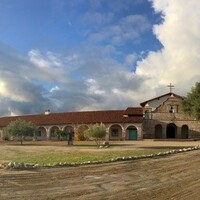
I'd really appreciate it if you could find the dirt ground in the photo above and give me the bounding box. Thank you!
[0,140,200,200]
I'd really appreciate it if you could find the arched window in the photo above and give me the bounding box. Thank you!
[109,125,122,140]
[37,127,47,140]
[50,126,60,139]
[181,125,189,139]
[126,126,137,140]
[166,123,177,138]
[155,124,162,139]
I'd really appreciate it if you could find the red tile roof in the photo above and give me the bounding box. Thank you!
[0,107,143,128]
[124,107,143,115]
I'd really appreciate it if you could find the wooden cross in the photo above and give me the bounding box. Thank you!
[167,83,174,93]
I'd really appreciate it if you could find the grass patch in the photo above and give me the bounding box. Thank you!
[0,144,174,166]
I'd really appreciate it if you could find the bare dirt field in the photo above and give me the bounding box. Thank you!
[0,140,200,200]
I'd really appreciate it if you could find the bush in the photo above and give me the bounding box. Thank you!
[84,123,107,147]
[3,133,10,141]
[3,119,38,145]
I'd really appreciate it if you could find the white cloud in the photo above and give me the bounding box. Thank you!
[29,50,50,68]
[50,86,61,93]
[125,53,137,68]
[28,49,71,84]
[0,80,29,102]
[86,78,105,95]
[135,0,200,96]
[89,15,150,45]
[1,0,200,116]
[0,44,61,115]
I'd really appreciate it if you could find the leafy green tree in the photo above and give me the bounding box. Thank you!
[54,129,65,141]
[181,82,200,120]
[3,119,38,145]
[84,123,107,147]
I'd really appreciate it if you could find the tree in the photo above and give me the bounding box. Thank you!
[181,82,200,120]
[3,119,38,145]
[84,123,107,147]
[75,125,88,141]
[54,129,65,141]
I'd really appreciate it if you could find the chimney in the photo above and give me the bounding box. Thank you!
[44,109,51,115]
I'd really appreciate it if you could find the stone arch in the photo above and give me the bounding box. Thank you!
[75,125,89,141]
[37,127,47,140]
[63,125,74,140]
[166,123,177,138]
[50,126,60,140]
[63,125,74,133]
[181,125,189,139]
[155,124,162,139]
[126,125,137,140]
[109,124,123,140]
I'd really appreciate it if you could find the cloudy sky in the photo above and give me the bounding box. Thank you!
[0,0,199,116]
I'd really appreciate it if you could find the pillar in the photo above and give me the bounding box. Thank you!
[121,127,126,140]
[46,127,51,140]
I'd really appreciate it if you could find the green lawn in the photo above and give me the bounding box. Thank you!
[0,143,174,166]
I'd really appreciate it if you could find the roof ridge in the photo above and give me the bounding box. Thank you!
[140,92,184,106]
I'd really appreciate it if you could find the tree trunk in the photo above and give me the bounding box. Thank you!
[95,139,100,148]
[21,136,24,145]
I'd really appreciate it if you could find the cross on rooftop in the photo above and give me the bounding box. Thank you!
[167,83,174,93]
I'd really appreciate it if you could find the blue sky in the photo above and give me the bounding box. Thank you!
[0,0,199,115]
[0,0,161,54]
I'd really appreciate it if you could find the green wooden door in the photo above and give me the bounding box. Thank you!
[129,129,137,140]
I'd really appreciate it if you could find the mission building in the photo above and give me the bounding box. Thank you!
[0,90,200,141]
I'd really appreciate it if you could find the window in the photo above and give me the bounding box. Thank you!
[111,129,119,137]
[169,105,174,113]
[168,105,178,113]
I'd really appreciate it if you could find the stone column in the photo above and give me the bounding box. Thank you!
[46,127,51,140]
[105,127,110,142]
[176,126,181,139]
[137,126,143,140]
[73,126,79,141]
[121,127,126,141]
[163,126,167,139]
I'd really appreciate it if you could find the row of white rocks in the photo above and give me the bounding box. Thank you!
[0,162,40,170]
[1,145,199,170]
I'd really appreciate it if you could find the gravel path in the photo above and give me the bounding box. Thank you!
[0,148,200,200]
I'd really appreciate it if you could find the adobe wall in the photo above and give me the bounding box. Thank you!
[142,94,200,139]
[143,117,200,139]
